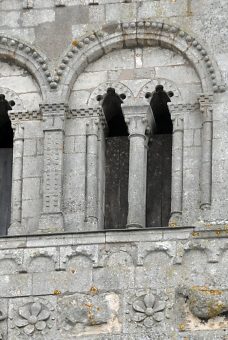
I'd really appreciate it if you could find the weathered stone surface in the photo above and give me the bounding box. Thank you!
[0,0,227,338]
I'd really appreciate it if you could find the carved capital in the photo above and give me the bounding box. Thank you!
[172,114,184,132]
[199,94,213,122]
[86,118,100,136]
[13,123,24,140]
[122,99,155,136]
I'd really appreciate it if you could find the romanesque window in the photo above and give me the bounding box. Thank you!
[101,85,173,229]
[98,88,129,229]
[0,95,14,235]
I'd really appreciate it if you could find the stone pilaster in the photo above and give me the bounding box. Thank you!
[38,103,67,233]
[122,99,154,229]
[199,94,213,210]
[8,123,25,235]
[168,104,184,227]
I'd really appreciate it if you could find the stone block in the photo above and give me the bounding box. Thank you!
[22,199,42,218]
[34,0,55,8]
[18,92,41,111]
[65,118,87,136]
[23,138,37,156]
[0,0,22,10]
[143,46,186,68]
[73,70,108,90]
[64,136,75,154]
[0,11,20,28]
[0,273,32,297]
[32,269,92,295]
[105,3,137,23]
[21,9,55,27]
[69,90,91,108]
[22,177,41,200]
[0,27,35,43]
[0,75,40,96]
[89,4,105,23]
[86,48,135,71]
[23,155,43,178]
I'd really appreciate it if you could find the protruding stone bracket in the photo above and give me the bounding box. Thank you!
[199,94,213,211]
[122,99,154,229]
[38,103,68,234]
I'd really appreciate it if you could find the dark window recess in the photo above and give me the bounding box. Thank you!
[146,84,173,135]
[0,94,14,235]
[98,87,128,137]
[146,134,172,227]
[103,86,172,229]
[104,136,129,229]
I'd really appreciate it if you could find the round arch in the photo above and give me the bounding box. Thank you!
[55,21,226,102]
[0,35,54,101]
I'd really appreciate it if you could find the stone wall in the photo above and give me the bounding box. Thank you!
[0,228,227,339]
[0,0,227,339]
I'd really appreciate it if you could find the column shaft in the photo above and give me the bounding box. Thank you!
[169,113,184,226]
[8,124,24,235]
[199,95,213,209]
[127,132,147,228]
[85,119,99,230]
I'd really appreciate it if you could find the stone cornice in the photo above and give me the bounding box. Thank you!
[9,110,42,123]
[168,102,200,114]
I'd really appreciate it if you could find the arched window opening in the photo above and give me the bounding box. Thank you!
[98,87,128,137]
[97,88,129,229]
[0,94,14,235]
[146,86,173,227]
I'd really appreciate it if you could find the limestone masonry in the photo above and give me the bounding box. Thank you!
[0,0,227,339]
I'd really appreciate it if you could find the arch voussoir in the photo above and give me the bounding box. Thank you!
[56,21,226,102]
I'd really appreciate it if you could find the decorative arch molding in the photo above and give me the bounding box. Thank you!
[138,78,182,103]
[0,87,25,111]
[0,35,54,99]
[56,21,226,101]
[87,81,133,106]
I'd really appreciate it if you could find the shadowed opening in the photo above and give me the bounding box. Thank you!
[0,94,14,235]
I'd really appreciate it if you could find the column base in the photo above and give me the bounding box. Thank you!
[168,212,182,228]
[8,222,26,236]
[126,223,144,229]
[85,217,98,231]
[38,213,64,234]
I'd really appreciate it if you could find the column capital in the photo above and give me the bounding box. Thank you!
[12,122,24,139]
[122,99,155,136]
[198,94,213,122]
[172,114,184,132]
[86,118,100,136]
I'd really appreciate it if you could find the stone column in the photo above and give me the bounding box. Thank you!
[85,118,100,231]
[168,104,184,227]
[122,99,154,229]
[38,104,67,233]
[8,123,24,235]
[199,94,213,210]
